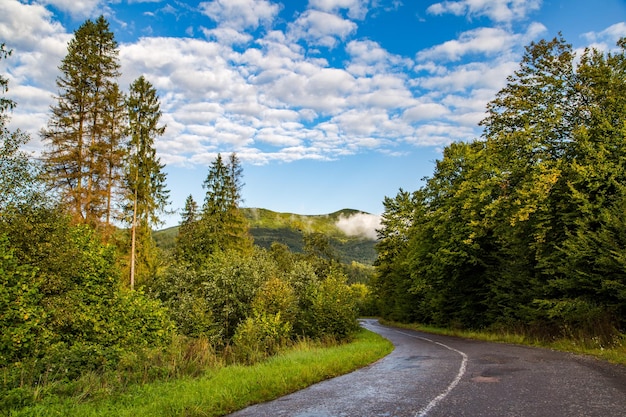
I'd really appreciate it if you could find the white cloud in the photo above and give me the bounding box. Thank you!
[4,0,599,172]
[346,39,413,76]
[403,102,450,121]
[41,0,106,18]
[201,27,253,45]
[199,0,281,31]
[416,60,518,93]
[582,22,626,52]
[1,0,486,166]
[335,212,381,240]
[427,0,542,23]
[288,10,357,48]
[409,122,477,146]
[417,27,515,62]
[416,23,545,62]
[308,0,370,20]
[0,1,69,57]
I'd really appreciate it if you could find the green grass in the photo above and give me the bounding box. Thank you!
[380,319,626,366]
[10,329,393,417]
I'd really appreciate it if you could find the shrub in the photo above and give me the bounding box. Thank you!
[299,268,359,339]
[233,312,292,364]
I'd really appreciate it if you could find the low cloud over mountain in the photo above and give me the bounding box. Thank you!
[335,212,381,240]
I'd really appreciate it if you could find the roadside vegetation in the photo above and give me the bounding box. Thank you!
[0,19,378,415]
[381,320,626,366]
[372,36,626,361]
[7,329,393,417]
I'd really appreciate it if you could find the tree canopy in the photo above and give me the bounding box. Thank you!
[373,36,626,341]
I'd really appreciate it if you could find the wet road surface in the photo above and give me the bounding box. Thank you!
[228,319,626,417]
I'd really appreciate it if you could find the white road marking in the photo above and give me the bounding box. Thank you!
[362,321,468,417]
[402,332,468,417]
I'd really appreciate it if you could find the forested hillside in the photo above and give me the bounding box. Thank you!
[154,208,378,265]
[373,36,626,344]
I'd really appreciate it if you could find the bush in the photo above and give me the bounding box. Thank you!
[299,268,359,339]
[202,249,277,342]
[233,312,292,364]
[0,207,176,392]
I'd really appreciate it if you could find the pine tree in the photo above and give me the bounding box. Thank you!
[175,194,201,264]
[200,153,251,254]
[41,16,121,227]
[125,76,169,289]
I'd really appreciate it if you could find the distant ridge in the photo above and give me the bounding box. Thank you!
[153,208,378,265]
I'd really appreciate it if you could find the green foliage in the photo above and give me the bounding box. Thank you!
[176,154,252,267]
[125,75,169,227]
[150,264,219,340]
[0,204,174,394]
[371,189,421,322]
[233,312,292,364]
[0,44,41,210]
[201,249,276,341]
[0,235,43,366]
[298,268,359,339]
[373,36,626,339]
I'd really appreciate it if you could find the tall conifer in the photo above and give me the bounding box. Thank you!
[201,153,252,255]
[125,76,169,289]
[41,16,121,226]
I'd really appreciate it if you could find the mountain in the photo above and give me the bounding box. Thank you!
[153,208,378,265]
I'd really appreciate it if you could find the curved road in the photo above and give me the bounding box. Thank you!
[228,319,626,417]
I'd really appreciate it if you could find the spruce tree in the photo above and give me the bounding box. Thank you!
[175,194,201,264]
[41,16,122,227]
[125,76,169,289]
[201,153,252,255]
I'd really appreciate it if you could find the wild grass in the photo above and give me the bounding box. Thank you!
[380,319,626,366]
[8,328,393,417]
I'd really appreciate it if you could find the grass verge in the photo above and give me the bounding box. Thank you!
[10,328,393,417]
[380,319,626,366]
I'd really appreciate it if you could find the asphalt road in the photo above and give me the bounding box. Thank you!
[228,319,626,417]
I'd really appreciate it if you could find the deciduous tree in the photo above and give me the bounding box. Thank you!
[0,44,40,209]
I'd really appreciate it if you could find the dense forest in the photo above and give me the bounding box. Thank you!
[373,36,626,344]
[0,17,365,409]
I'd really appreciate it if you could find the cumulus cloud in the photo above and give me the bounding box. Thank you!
[582,22,626,52]
[346,39,413,76]
[41,0,106,18]
[335,212,381,240]
[288,10,357,48]
[308,0,370,20]
[6,0,614,171]
[199,0,281,31]
[427,0,542,23]
[417,23,545,63]
[417,27,516,62]
[1,0,492,164]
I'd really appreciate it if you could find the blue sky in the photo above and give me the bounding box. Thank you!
[1,0,626,229]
